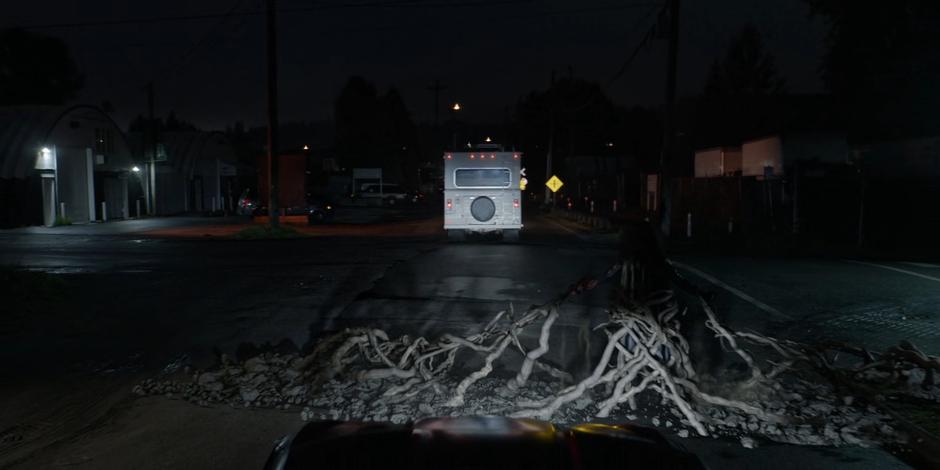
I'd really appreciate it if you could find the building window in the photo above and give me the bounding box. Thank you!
[94,128,114,155]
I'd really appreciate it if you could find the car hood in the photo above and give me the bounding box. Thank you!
[264,416,705,470]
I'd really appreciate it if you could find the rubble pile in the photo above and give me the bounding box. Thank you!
[134,353,308,410]
[135,278,938,449]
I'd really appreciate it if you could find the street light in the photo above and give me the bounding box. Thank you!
[451,102,462,150]
[132,166,141,173]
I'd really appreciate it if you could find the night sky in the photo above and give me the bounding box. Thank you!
[4,0,826,130]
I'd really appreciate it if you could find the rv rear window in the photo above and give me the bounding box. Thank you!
[454,169,511,188]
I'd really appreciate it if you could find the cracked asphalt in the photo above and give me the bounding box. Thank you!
[1,207,933,469]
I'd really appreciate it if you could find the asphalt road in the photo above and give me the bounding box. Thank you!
[0,208,929,469]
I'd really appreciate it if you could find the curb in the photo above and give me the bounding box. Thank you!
[549,208,614,231]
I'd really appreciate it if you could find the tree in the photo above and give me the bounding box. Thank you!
[128,111,199,133]
[334,76,418,182]
[704,24,786,97]
[695,24,787,148]
[514,78,661,179]
[805,0,940,140]
[0,28,84,106]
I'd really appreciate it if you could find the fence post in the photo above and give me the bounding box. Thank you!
[59,202,66,219]
[101,202,107,222]
[136,199,141,218]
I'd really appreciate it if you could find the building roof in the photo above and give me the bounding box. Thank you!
[128,131,236,177]
[0,104,128,179]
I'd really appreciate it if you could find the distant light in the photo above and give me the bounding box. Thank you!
[484,136,492,143]
[402,146,407,150]
[606,142,614,148]
[303,145,309,151]
[512,154,519,159]
[452,103,461,111]
[131,166,140,172]
[466,142,472,148]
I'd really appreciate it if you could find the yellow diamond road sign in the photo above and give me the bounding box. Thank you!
[545,175,564,193]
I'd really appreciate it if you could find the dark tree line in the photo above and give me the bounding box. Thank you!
[333,76,419,183]
[0,28,84,106]
[806,0,940,140]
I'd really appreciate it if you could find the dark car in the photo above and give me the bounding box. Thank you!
[263,416,705,470]
[304,200,334,224]
[252,200,335,224]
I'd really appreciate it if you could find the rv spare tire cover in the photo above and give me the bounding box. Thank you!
[470,196,496,222]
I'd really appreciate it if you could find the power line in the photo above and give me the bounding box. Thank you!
[606,2,663,86]
[15,0,544,30]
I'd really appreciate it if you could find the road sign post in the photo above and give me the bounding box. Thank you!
[545,175,564,194]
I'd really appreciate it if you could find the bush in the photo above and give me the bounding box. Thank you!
[54,215,72,226]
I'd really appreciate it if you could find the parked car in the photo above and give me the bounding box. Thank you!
[237,189,259,215]
[304,200,334,224]
[251,200,334,224]
[357,183,409,205]
[406,189,426,204]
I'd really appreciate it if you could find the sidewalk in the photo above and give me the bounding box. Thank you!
[1,216,248,236]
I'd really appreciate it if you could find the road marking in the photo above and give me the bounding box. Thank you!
[670,261,795,321]
[543,217,590,242]
[846,260,940,284]
[900,261,940,269]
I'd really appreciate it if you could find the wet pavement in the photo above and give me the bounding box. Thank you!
[1,208,933,469]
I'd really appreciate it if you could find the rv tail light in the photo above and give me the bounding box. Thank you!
[446,199,453,209]
[490,154,496,159]
[513,199,519,208]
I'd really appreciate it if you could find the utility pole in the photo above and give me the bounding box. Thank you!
[658,0,680,237]
[544,70,556,206]
[147,81,157,216]
[266,0,280,228]
[427,79,446,127]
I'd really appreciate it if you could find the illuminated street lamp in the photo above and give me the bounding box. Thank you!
[132,166,141,173]
[451,102,462,150]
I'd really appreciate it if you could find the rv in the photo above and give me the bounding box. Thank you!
[443,144,522,241]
